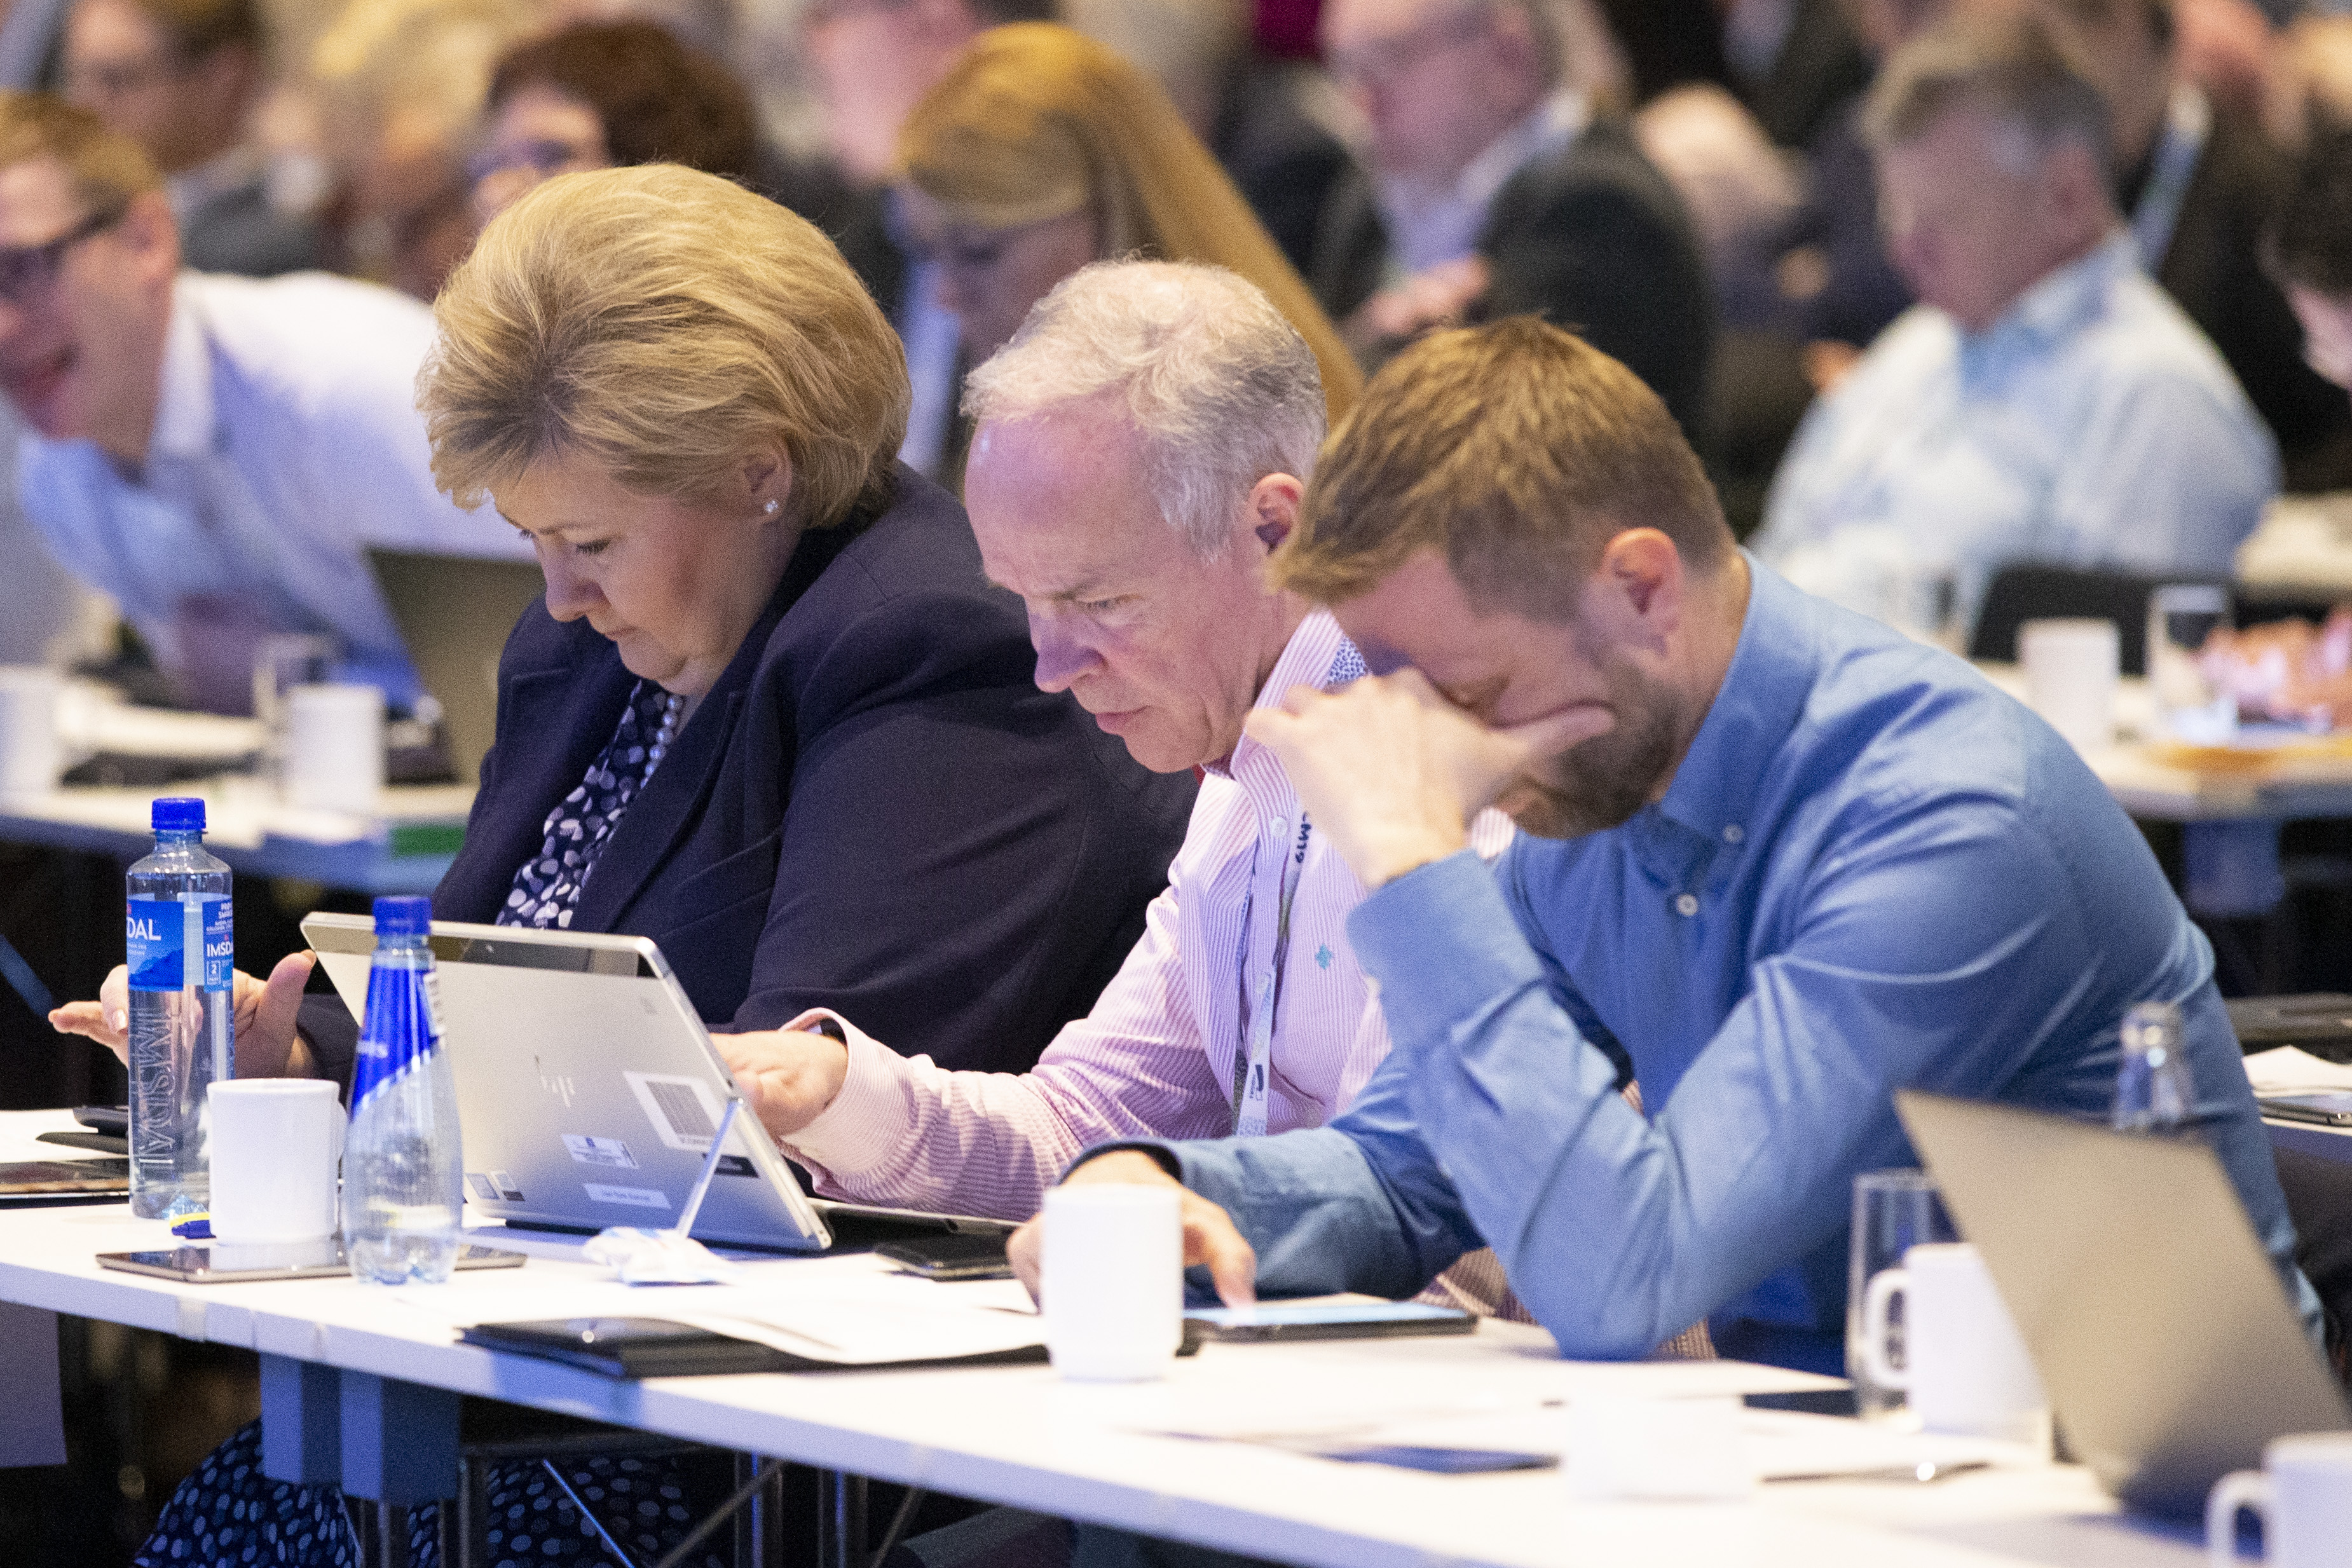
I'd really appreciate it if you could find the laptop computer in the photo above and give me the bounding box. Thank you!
[301,914,1013,1252]
[1896,1090,2351,1517]
[366,549,547,784]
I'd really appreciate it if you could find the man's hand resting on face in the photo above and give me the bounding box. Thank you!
[1242,669,1611,888]
[50,951,320,1079]
[711,1029,851,1140]
[1007,1150,1259,1310]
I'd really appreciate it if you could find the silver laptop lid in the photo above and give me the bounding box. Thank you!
[1897,1090,2350,1516]
[302,913,833,1251]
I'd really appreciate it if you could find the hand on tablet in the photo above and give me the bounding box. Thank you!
[50,951,315,1077]
[1006,1149,1257,1310]
[713,1028,849,1138]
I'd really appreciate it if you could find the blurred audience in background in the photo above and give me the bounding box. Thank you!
[891,22,1360,485]
[304,0,542,299]
[2030,0,2352,490]
[63,0,319,277]
[1309,0,1713,437]
[467,19,759,224]
[1756,10,2277,633]
[2200,133,2352,725]
[0,94,524,713]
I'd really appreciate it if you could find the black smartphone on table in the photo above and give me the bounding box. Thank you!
[874,1232,1014,1281]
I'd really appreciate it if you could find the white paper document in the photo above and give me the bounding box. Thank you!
[2245,1046,2352,1093]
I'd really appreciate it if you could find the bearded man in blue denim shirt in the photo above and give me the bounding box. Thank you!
[1009,315,2315,1393]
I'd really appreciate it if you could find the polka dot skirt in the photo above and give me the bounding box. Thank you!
[138,1422,734,1567]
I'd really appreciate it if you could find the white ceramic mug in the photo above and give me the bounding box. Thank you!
[2208,1433,2352,1568]
[2019,618,2120,754]
[281,683,385,813]
[1861,1242,2050,1448]
[0,666,63,798]
[208,1079,343,1243]
[1041,1183,1182,1382]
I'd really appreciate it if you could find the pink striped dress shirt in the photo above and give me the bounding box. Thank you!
[779,610,1512,1220]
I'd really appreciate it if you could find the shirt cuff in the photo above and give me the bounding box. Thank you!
[1060,1140,1185,1183]
[1344,848,1545,1049]
[773,1011,910,1180]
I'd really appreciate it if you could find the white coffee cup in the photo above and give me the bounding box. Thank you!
[280,683,384,814]
[1042,1183,1182,1382]
[0,666,63,798]
[1861,1242,2050,1449]
[208,1079,343,1243]
[2208,1433,2352,1568]
[2019,618,2120,754]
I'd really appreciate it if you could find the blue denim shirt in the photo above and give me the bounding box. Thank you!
[1142,559,2314,1360]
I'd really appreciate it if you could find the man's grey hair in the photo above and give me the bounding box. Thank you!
[962,259,1327,559]
[1861,10,2112,179]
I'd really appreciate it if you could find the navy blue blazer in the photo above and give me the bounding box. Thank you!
[310,468,1194,1089]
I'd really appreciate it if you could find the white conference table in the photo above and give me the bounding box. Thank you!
[0,1112,2211,1568]
[0,779,470,896]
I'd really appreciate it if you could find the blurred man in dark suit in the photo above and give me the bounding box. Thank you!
[62,0,315,278]
[1306,0,1715,441]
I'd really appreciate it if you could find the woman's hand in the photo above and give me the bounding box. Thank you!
[711,1028,851,1140]
[50,951,318,1077]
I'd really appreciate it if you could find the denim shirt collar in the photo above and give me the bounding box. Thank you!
[1651,554,1817,857]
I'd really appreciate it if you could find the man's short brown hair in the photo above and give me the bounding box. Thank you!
[1862,10,2113,178]
[0,92,161,215]
[1272,317,1730,620]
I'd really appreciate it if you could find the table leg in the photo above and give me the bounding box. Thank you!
[734,1452,784,1568]
[259,1354,341,1485]
[814,1469,866,1568]
[2184,819,2287,918]
[339,1370,460,1506]
[0,1302,63,1468]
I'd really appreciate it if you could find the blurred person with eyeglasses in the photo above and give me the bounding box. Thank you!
[465,21,763,228]
[1304,0,1714,440]
[0,93,527,712]
[887,23,1361,489]
[62,0,317,278]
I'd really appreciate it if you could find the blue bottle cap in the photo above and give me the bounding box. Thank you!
[373,896,433,936]
[151,796,205,833]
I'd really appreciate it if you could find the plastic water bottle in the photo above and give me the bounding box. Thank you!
[2112,1000,2195,1133]
[344,896,463,1283]
[125,797,233,1220]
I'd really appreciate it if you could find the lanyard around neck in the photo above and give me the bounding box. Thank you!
[1231,812,1312,1136]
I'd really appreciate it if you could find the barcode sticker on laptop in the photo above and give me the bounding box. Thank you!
[624,1072,732,1154]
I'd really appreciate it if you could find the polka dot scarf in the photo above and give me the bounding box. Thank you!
[498,681,684,931]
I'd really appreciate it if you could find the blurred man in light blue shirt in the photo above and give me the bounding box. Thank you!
[1755,11,2276,634]
[0,93,525,709]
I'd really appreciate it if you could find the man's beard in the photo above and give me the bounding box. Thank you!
[1500,651,1683,840]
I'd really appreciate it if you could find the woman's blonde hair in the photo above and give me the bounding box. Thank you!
[421,163,910,527]
[895,22,1361,421]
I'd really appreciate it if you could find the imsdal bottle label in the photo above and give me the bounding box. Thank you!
[127,897,231,992]
[354,962,443,1107]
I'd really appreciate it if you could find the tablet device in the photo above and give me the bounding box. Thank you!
[301,914,1016,1254]
[1184,1302,1477,1342]
[2258,1091,2352,1127]
[0,1157,128,1199]
[99,1239,527,1283]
